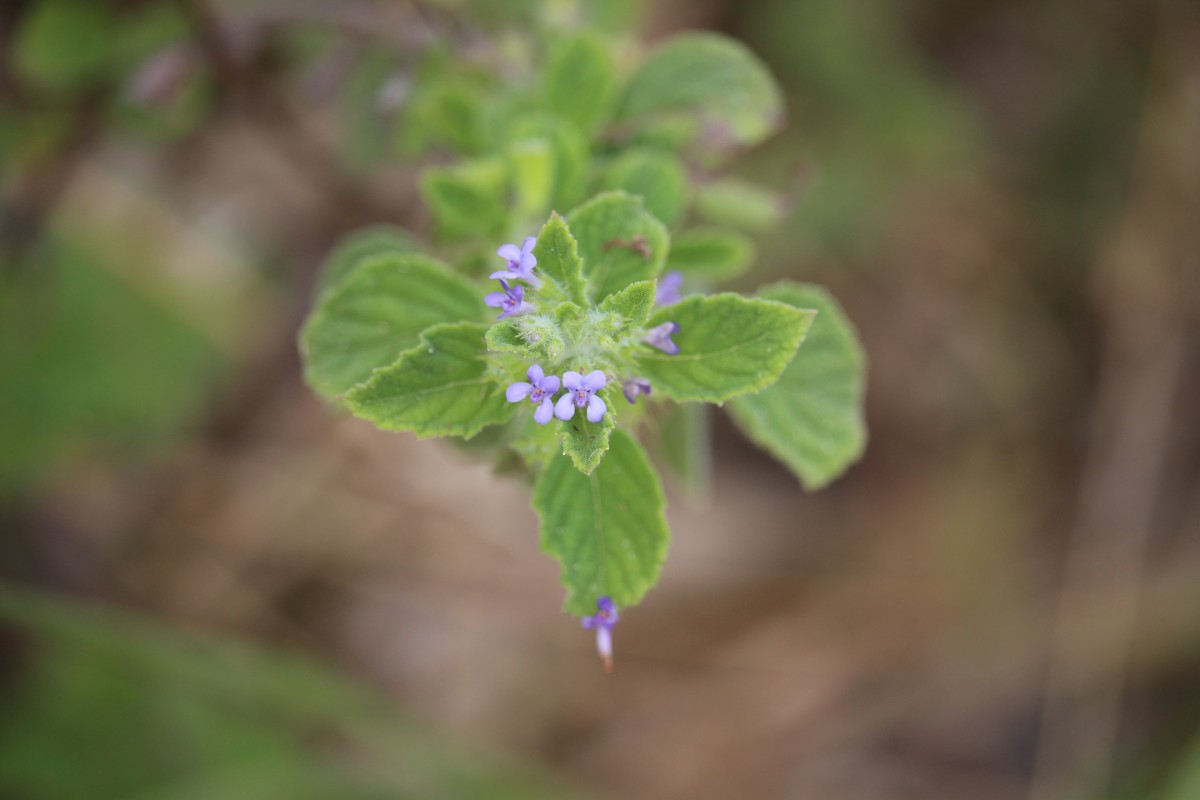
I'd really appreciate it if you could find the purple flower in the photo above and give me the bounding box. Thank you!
[554,370,607,423]
[505,364,561,425]
[643,322,680,355]
[491,236,540,287]
[485,279,533,319]
[581,596,620,672]
[655,271,684,306]
[622,378,652,404]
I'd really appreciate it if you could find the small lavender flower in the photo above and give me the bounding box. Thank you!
[505,364,561,425]
[491,236,541,287]
[485,279,533,319]
[554,370,607,423]
[622,378,652,404]
[581,596,620,672]
[643,322,680,355]
[655,271,684,306]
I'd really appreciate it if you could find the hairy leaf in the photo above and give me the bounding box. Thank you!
[635,293,813,403]
[598,280,656,339]
[728,282,867,489]
[300,254,482,400]
[567,191,668,301]
[314,225,419,298]
[558,392,615,475]
[344,322,511,439]
[532,213,587,306]
[534,430,669,615]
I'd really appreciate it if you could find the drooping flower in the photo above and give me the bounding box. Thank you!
[485,279,533,319]
[655,271,684,306]
[491,236,540,287]
[505,364,560,425]
[622,377,652,404]
[554,370,607,423]
[643,321,680,354]
[581,596,620,673]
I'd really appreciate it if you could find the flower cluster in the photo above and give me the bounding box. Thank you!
[485,237,539,319]
[507,365,608,424]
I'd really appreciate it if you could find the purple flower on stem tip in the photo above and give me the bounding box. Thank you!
[655,271,684,306]
[485,279,533,320]
[622,378,652,404]
[643,322,680,355]
[554,370,607,423]
[505,364,561,425]
[491,236,540,287]
[581,596,620,673]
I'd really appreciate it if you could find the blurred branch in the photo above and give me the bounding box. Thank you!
[1028,3,1200,798]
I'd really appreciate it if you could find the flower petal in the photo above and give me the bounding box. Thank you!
[526,363,544,383]
[484,292,506,308]
[582,370,607,391]
[554,393,576,421]
[586,393,607,423]
[562,371,583,391]
[497,243,521,261]
[521,236,537,254]
[505,382,532,402]
[534,396,554,424]
[488,269,514,280]
[541,374,560,393]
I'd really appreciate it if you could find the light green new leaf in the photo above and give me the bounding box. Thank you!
[635,293,813,403]
[344,322,512,439]
[665,228,755,283]
[694,178,786,232]
[420,158,508,238]
[534,429,669,615]
[567,191,668,301]
[532,213,587,306]
[314,225,419,298]
[300,254,482,399]
[728,282,866,489]
[544,32,617,134]
[506,113,589,211]
[558,392,615,475]
[485,314,565,362]
[598,280,656,338]
[616,33,784,148]
[602,149,690,228]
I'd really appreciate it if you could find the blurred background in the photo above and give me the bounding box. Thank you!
[2,0,1198,798]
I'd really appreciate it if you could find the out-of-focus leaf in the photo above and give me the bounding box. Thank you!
[420,158,509,240]
[727,282,867,489]
[544,32,617,134]
[616,33,784,149]
[657,403,711,495]
[506,113,589,214]
[314,225,420,298]
[601,149,690,229]
[694,178,786,232]
[664,228,756,283]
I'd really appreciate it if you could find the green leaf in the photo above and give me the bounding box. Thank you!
[665,228,755,283]
[531,213,587,306]
[533,430,669,615]
[300,254,482,399]
[344,322,512,439]
[314,225,419,298]
[616,33,784,149]
[601,149,690,228]
[419,158,508,239]
[635,293,813,403]
[727,282,867,489]
[544,32,617,134]
[558,392,615,475]
[598,280,656,339]
[694,178,786,231]
[657,403,712,495]
[567,191,668,301]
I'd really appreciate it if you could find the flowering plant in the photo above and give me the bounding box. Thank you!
[299,29,866,668]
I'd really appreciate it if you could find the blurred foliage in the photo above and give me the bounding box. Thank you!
[0,586,574,799]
